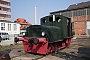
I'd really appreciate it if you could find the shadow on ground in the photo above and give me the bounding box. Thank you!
[0,49,11,60]
[77,47,90,59]
[51,46,90,60]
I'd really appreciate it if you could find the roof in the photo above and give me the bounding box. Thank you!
[67,1,90,10]
[50,1,90,14]
[14,18,31,25]
[14,18,32,30]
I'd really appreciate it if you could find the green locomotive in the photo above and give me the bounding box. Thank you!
[15,15,73,54]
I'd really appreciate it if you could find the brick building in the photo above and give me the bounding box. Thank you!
[50,1,90,35]
[0,0,11,21]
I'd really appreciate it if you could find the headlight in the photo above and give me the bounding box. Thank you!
[41,32,45,36]
[23,33,25,35]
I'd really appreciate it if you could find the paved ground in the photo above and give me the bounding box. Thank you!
[10,49,42,60]
[1,37,90,60]
[38,39,90,60]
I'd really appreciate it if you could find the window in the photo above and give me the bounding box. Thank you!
[1,23,5,30]
[0,7,1,10]
[42,19,46,23]
[13,24,17,31]
[7,2,10,6]
[56,17,61,22]
[87,8,90,15]
[60,11,72,17]
[6,15,11,18]
[0,1,10,6]
[49,17,53,22]
[66,11,72,17]
[73,10,77,16]
[7,9,11,12]
[8,24,11,30]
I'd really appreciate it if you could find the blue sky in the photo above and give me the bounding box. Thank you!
[11,0,89,24]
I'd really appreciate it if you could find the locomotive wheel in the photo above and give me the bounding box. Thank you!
[0,36,1,42]
[46,38,72,55]
[62,42,66,48]
[66,38,71,47]
[47,45,52,54]
[67,38,71,47]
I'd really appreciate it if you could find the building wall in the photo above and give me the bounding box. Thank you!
[50,1,90,35]
[71,15,90,22]
[0,0,11,21]
[74,21,86,35]
[50,8,90,35]
[0,22,20,34]
[71,15,90,35]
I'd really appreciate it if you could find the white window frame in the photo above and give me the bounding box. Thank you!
[13,24,17,31]
[1,23,5,30]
